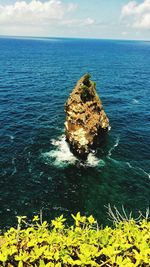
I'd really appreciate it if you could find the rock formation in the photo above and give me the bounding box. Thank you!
[65,74,109,158]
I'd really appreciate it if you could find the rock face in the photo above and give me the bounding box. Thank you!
[65,74,109,158]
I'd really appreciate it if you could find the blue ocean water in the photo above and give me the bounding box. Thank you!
[0,37,150,228]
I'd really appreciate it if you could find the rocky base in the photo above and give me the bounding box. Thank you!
[65,74,109,158]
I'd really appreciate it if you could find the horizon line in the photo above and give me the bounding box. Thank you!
[0,34,150,42]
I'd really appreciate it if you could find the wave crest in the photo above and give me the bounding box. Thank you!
[42,135,105,168]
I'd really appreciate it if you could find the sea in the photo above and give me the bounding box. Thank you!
[0,37,150,229]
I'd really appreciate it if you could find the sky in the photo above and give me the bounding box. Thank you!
[0,0,150,40]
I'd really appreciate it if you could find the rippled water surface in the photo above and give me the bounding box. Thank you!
[0,37,150,228]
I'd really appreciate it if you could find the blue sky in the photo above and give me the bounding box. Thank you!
[0,0,150,40]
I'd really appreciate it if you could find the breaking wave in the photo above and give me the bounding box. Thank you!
[43,135,77,167]
[42,135,105,168]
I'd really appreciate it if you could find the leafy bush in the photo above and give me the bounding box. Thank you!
[0,213,150,266]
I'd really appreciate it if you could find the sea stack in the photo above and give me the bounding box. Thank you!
[65,74,109,158]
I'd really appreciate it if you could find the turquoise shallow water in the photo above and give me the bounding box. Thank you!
[0,37,150,228]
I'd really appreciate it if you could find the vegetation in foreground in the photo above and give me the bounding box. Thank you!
[0,211,150,267]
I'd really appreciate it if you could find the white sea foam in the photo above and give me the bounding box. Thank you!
[42,134,104,168]
[108,147,150,179]
[138,168,150,179]
[126,162,150,179]
[108,136,120,158]
[8,135,14,141]
[132,99,139,104]
[86,153,105,167]
[126,162,132,168]
[43,135,77,167]
[11,157,17,175]
[136,167,150,179]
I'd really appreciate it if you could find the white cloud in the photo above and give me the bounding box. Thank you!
[121,31,128,35]
[61,17,95,27]
[134,13,150,28]
[121,1,137,16]
[0,0,97,36]
[0,0,77,26]
[121,0,150,29]
[83,17,95,26]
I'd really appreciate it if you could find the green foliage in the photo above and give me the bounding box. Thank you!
[0,213,150,266]
[84,73,91,80]
[81,85,91,102]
